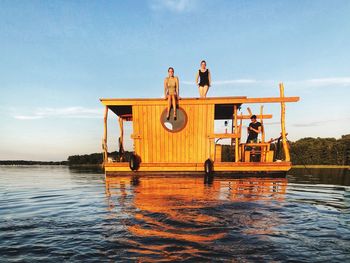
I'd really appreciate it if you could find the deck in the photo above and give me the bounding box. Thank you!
[104,161,291,174]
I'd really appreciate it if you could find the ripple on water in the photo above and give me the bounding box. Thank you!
[0,166,349,262]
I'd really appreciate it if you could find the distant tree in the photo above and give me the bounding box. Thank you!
[67,151,133,165]
[290,135,349,165]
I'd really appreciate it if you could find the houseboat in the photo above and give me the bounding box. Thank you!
[100,83,299,176]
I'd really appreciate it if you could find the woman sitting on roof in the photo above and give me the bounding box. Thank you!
[196,60,211,98]
[164,67,179,120]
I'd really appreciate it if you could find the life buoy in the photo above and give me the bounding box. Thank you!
[129,154,140,171]
[204,159,213,175]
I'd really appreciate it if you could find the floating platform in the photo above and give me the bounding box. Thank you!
[100,83,299,176]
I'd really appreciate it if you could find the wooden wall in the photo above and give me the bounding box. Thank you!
[132,103,214,163]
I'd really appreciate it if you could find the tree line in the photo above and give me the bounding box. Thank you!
[290,134,350,165]
[65,134,349,166]
[0,160,67,165]
[1,135,349,166]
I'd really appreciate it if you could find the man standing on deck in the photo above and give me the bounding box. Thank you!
[246,115,262,143]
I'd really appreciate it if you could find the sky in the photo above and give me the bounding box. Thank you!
[0,0,349,161]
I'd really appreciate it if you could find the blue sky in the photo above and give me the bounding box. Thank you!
[0,0,349,161]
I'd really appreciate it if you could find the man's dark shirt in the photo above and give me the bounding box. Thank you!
[247,121,261,141]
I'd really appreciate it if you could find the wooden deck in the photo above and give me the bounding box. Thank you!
[104,161,291,174]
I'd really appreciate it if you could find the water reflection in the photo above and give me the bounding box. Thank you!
[1,167,349,261]
[288,168,350,186]
[105,176,288,259]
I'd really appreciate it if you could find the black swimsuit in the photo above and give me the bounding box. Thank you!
[198,69,209,86]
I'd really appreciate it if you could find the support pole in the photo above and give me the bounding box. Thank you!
[118,117,124,155]
[279,83,290,162]
[103,106,108,162]
[260,105,265,143]
[234,105,239,162]
[247,107,252,116]
[231,110,234,146]
[239,112,243,161]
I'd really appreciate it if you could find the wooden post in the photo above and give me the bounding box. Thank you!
[279,83,290,162]
[247,107,252,116]
[260,105,265,143]
[234,105,239,162]
[239,112,243,161]
[231,110,234,146]
[118,117,124,154]
[103,106,108,162]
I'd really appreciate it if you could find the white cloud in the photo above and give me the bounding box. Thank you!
[14,115,43,120]
[292,117,350,128]
[149,0,196,12]
[14,107,101,120]
[304,77,350,86]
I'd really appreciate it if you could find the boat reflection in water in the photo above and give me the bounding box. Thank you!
[104,175,287,260]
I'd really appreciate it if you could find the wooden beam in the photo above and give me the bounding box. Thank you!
[238,112,243,161]
[237,114,272,119]
[104,161,292,172]
[247,107,252,116]
[208,133,241,139]
[103,106,108,162]
[279,83,290,162]
[100,96,300,107]
[234,105,239,162]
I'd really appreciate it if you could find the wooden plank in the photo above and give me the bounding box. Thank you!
[198,104,204,163]
[152,105,156,162]
[164,108,169,164]
[101,96,299,107]
[183,105,189,163]
[193,104,199,162]
[132,106,140,156]
[237,114,272,119]
[160,106,167,163]
[203,104,209,160]
[143,106,149,163]
[104,161,291,172]
[136,106,142,157]
[209,105,215,161]
[179,106,186,162]
[209,133,241,139]
[151,105,156,163]
[105,161,291,168]
[155,105,161,162]
[188,105,194,163]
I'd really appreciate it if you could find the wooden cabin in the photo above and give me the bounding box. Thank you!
[100,83,299,176]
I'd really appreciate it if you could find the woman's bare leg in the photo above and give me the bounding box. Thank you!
[199,86,205,98]
[203,85,209,98]
[171,95,177,118]
[166,95,171,119]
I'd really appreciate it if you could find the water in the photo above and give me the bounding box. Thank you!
[0,166,349,262]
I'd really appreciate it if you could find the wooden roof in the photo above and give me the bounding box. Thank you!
[100,96,299,120]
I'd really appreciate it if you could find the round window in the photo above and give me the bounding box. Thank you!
[160,107,188,133]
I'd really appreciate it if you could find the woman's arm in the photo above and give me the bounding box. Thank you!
[176,77,179,97]
[164,78,168,98]
[195,71,199,86]
[208,69,212,87]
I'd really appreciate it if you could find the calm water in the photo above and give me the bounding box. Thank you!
[1,166,349,262]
